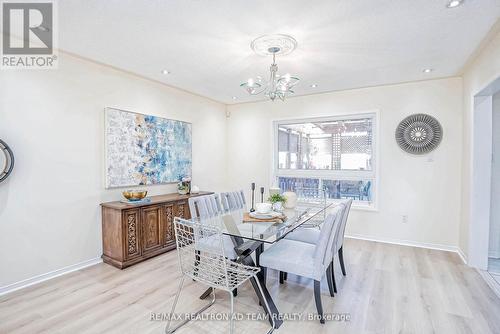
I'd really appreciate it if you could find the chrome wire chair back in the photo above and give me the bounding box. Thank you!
[189,195,239,259]
[166,217,274,334]
[295,187,327,228]
[176,217,258,290]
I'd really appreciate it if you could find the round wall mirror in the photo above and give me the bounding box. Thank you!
[0,139,14,183]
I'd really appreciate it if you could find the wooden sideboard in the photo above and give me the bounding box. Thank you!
[100,191,212,269]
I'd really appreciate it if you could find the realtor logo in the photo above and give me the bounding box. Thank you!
[1,1,58,69]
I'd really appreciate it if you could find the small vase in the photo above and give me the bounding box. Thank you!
[273,201,283,212]
[283,191,297,209]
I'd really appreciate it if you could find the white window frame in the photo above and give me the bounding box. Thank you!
[272,111,379,211]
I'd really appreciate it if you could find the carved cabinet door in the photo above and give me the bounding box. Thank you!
[123,209,141,260]
[163,203,175,248]
[174,200,190,219]
[140,205,164,254]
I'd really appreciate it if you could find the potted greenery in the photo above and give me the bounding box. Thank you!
[177,175,191,195]
[177,182,189,195]
[268,193,287,212]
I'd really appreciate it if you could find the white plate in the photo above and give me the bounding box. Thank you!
[249,211,282,219]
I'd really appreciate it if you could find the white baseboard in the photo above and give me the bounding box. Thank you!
[457,248,468,265]
[345,233,467,264]
[477,270,500,299]
[0,257,103,296]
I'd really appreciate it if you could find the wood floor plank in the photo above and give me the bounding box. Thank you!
[1,239,500,334]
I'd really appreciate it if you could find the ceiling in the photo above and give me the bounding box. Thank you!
[58,0,500,104]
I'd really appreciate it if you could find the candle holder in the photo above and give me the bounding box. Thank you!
[250,183,256,212]
[260,187,265,203]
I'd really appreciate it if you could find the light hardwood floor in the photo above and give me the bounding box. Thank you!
[2,239,500,334]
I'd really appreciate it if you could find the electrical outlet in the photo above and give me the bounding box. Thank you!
[402,215,408,224]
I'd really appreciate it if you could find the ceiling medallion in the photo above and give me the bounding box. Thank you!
[250,34,298,56]
[241,34,299,102]
[395,114,443,155]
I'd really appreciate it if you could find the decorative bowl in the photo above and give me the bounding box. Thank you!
[122,190,148,201]
[256,202,272,214]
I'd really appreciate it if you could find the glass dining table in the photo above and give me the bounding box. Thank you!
[196,202,335,329]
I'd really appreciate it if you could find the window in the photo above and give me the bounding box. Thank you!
[274,114,377,208]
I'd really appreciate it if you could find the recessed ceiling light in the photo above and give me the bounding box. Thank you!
[161,69,170,75]
[423,68,433,73]
[232,96,237,100]
[446,0,464,8]
[310,84,318,88]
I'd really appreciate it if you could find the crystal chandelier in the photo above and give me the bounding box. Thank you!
[240,34,299,102]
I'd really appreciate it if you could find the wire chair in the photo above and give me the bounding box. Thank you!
[295,187,327,228]
[166,217,275,334]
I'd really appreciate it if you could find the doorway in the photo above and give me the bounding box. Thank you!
[489,90,500,284]
[470,76,500,288]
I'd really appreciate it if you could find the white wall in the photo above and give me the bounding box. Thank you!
[461,24,500,263]
[226,78,463,249]
[490,92,500,258]
[0,52,227,288]
[4,27,498,288]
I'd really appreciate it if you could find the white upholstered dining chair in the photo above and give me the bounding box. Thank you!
[259,206,344,324]
[188,193,224,219]
[166,217,275,334]
[220,191,247,212]
[284,199,353,293]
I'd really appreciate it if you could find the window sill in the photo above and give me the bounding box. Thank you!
[327,199,378,212]
[351,204,378,212]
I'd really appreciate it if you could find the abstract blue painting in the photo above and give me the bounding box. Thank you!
[105,108,192,188]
